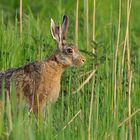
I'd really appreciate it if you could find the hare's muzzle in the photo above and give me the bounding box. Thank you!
[74,55,86,66]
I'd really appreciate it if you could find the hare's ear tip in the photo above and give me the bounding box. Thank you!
[63,15,68,19]
[51,18,54,23]
[51,18,55,27]
[63,15,67,17]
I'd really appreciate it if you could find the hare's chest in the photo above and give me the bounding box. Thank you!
[46,81,60,103]
[42,63,63,103]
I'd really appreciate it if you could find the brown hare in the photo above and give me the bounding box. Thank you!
[0,15,85,116]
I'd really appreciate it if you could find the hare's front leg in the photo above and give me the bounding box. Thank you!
[31,93,47,118]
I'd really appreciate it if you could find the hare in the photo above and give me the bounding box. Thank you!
[0,15,85,116]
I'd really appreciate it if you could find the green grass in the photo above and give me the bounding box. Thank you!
[0,0,140,140]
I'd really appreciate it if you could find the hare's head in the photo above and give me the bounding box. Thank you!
[51,15,85,67]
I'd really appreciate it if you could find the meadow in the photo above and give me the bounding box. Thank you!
[0,0,140,140]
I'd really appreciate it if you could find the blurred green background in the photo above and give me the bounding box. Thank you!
[0,0,140,140]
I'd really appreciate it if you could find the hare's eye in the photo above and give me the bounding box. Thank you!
[66,47,73,54]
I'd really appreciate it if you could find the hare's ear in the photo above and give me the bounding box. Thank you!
[61,15,69,40]
[51,18,59,42]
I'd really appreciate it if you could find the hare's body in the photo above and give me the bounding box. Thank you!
[0,55,65,113]
[0,15,85,115]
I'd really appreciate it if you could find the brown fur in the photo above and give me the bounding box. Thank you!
[0,16,85,115]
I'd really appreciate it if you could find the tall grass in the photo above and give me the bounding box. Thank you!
[19,0,22,34]
[0,0,140,140]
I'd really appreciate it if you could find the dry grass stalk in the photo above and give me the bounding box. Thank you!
[92,0,96,54]
[125,0,133,139]
[88,78,95,140]
[75,0,79,47]
[79,70,93,78]
[20,0,22,34]
[72,69,96,94]
[113,0,121,116]
[118,108,140,128]
[88,1,96,140]
[86,0,89,49]
[6,95,13,132]
[126,0,132,76]
[120,1,133,138]
[128,71,132,140]
[121,0,132,78]
[55,110,81,138]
